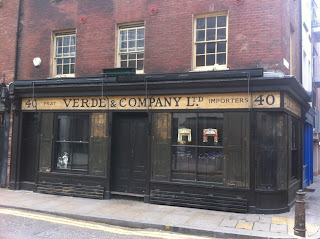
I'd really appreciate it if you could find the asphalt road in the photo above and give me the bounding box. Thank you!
[0,208,218,239]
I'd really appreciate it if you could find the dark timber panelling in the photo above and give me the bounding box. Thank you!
[39,113,54,172]
[151,113,171,181]
[223,112,249,188]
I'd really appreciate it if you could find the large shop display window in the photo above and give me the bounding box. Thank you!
[171,113,224,183]
[55,114,90,171]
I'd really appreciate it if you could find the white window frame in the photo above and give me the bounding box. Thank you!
[117,23,145,74]
[193,13,228,71]
[52,30,76,78]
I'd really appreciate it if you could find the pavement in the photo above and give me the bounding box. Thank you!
[0,177,319,239]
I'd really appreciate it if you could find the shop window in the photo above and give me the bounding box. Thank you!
[118,23,144,73]
[194,14,228,71]
[171,113,224,183]
[55,114,89,171]
[53,30,76,77]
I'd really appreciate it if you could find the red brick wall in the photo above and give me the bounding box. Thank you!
[15,0,300,79]
[0,0,19,84]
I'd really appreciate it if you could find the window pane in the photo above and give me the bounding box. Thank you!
[72,116,89,141]
[206,54,215,66]
[56,47,62,55]
[120,30,127,41]
[121,61,127,67]
[217,16,227,27]
[70,64,75,74]
[196,30,205,42]
[217,28,226,40]
[128,29,136,40]
[71,36,76,45]
[128,40,135,50]
[57,37,63,47]
[197,147,223,182]
[71,57,75,63]
[207,17,216,28]
[172,113,197,145]
[63,58,70,64]
[207,42,215,54]
[217,53,226,65]
[137,40,144,48]
[196,43,205,54]
[57,115,72,141]
[63,65,70,74]
[56,142,71,169]
[57,59,62,64]
[137,29,144,39]
[56,65,62,75]
[207,29,216,41]
[137,60,144,70]
[129,53,136,60]
[72,143,89,171]
[137,53,144,59]
[63,36,70,46]
[197,18,205,29]
[63,47,70,56]
[171,146,196,180]
[120,41,127,50]
[196,55,205,67]
[217,42,226,53]
[70,46,76,54]
[129,60,136,68]
[121,54,127,60]
[198,113,224,146]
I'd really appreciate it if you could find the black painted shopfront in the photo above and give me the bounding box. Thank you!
[9,69,310,213]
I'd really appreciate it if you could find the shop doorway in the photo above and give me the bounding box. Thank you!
[111,113,148,196]
[19,113,39,190]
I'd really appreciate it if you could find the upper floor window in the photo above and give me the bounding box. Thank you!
[194,14,228,70]
[53,30,76,77]
[118,23,145,73]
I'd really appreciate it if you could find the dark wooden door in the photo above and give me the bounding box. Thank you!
[111,114,148,195]
[20,113,38,186]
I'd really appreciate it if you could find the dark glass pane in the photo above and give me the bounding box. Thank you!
[56,142,71,169]
[128,40,135,51]
[121,54,127,60]
[197,147,223,182]
[137,53,144,59]
[120,61,127,67]
[196,43,205,54]
[63,36,70,46]
[63,58,70,64]
[57,59,62,64]
[56,47,62,56]
[137,40,144,48]
[70,46,76,54]
[129,53,136,60]
[217,42,226,53]
[196,30,205,41]
[197,18,205,29]
[120,41,127,50]
[217,16,227,27]
[128,29,136,40]
[198,113,224,146]
[137,60,144,70]
[196,55,205,67]
[137,28,144,39]
[71,57,75,63]
[72,115,89,141]
[70,64,75,74]
[57,115,72,141]
[207,42,215,53]
[172,113,197,145]
[57,38,63,47]
[63,65,69,74]
[217,29,226,40]
[71,36,76,45]
[56,65,62,75]
[120,30,127,41]
[72,143,89,170]
[206,54,215,66]
[129,60,136,68]
[63,47,70,56]
[207,17,216,28]
[171,146,196,180]
[217,53,226,65]
[207,29,216,41]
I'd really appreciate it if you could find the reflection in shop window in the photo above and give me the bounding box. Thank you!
[55,114,89,172]
[171,113,224,183]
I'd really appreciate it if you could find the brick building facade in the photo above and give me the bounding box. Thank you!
[1,0,312,213]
